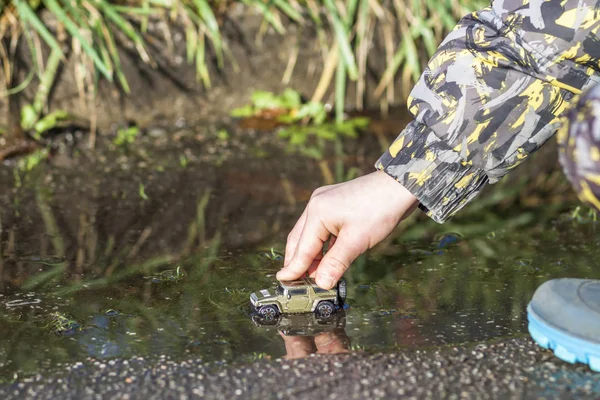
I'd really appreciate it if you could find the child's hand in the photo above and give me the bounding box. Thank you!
[277,170,419,289]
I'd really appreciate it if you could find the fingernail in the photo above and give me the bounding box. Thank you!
[276,268,290,280]
[318,274,335,290]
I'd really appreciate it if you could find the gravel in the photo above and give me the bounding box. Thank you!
[2,338,599,400]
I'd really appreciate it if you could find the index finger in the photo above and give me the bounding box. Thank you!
[276,215,331,281]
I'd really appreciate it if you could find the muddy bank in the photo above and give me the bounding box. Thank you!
[0,7,407,132]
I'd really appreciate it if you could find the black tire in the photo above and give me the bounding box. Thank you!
[315,301,335,318]
[258,304,279,320]
[337,279,347,305]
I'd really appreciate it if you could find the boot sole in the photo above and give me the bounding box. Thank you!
[527,304,600,372]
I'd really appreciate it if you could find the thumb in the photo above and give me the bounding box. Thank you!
[315,231,365,290]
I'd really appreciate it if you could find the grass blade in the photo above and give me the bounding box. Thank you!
[193,0,223,67]
[95,1,152,64]
[101,20,131,93]
[403,25,421,84]
[43,0,112,80]
[242,0,285,34]
[324,0,358,80]
[185,24,198,64]
[13,0,64,58]
[335,60,346,124]
[196,32,211,88]
[346,0,359,25]
[373,42,406,98]
[425,0,455,31]
[415,19,437,57]
[272,0,303,23]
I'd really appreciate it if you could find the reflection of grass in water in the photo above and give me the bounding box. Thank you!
[258,248,284,262]
[348,219,600,339]
[52,254,178,296]
[43,312,82,336]
[208,287,251,313]
[144,266,185,283]
[565,206,598,224]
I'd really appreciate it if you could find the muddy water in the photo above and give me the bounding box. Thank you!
[0,123,594,381]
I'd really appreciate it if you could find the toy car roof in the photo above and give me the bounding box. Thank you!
[279,277,333,290]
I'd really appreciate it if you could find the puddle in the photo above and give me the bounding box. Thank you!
[0,121,592,381]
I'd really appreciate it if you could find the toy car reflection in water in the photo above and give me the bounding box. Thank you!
[252,309,351,359]
[252,308,347,336]
[250,277,347,319]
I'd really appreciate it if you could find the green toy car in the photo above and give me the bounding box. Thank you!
[250,277,346,319]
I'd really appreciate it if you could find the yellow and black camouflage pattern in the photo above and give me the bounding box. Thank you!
[558,84,600,211]
[376,0,600,223]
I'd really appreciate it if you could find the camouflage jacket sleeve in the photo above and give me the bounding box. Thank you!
[376,0,600,223]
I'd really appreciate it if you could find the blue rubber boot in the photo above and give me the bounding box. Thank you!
[527,278,600,371]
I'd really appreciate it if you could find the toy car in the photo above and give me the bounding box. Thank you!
[250,277,346,319]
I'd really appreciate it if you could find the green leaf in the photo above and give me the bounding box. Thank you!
[34,110,71,134]
[230,105,255,118]
[336,121,359,138]
[217,129,229,140]
[278,128,292,138]
[297,102,326,123]
[114,126,140,146]
[21,104,38,131]
[43,0,112,80]
[300,146,322,159]
[276,115,296,124]
[281,88,302,109]
[290,130,307,145]
[350,116,370,128]
[18,148,49,172]
[315,127,336,140]
[139,183,149,201]
[251,91,283,109]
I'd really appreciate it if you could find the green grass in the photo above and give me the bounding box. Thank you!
[0,0,484,142]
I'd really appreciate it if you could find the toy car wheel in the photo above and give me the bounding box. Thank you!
[337,279,347,305]
[315,301,335,318]
[258,304,279,320]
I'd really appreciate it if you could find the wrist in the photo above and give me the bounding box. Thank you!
[371,170,419,220]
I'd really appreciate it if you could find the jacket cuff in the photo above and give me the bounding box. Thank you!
[375,121,489,223]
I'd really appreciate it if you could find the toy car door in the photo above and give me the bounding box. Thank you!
[285,288,310,312]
